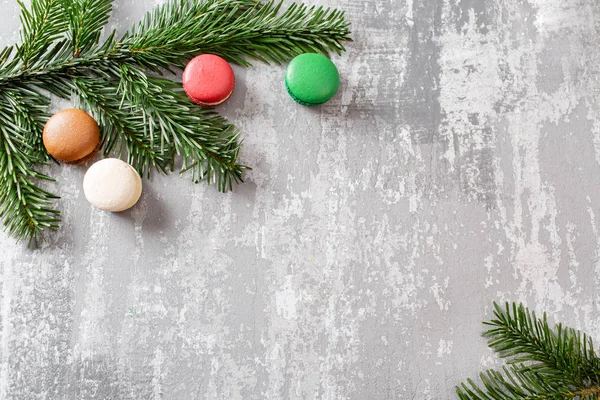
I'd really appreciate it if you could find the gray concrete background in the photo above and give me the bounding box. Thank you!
[1,0,600,398]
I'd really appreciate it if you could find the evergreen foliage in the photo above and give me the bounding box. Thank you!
[457,302,600,400]
[0,0,351,244]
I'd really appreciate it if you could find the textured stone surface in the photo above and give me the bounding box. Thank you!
[1,0,600,398]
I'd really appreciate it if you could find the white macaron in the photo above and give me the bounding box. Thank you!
[83,158,142,212]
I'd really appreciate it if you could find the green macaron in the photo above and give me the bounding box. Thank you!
[285,53,340,106]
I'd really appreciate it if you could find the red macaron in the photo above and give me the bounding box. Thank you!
[182,54,235,107]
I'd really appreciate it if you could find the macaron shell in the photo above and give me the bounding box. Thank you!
[183,54,235,106]
[43,108,101,163]
[285,53,340,106]
[83,158,142,212]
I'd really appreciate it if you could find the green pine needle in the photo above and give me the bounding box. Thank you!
[456,302,600,400]
[0,0,352,243]
[0,87,59,245]
[61,0,113,56]
[16,0,67,66]
[125,0,351,69]
[73,74,170,177]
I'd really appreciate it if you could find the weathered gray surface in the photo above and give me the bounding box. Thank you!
[1,0,600,398]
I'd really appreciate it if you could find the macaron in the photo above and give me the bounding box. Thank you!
[83,158,142,212]
[285,53,340,106]
[182,54,235,106]
[43,108,101,164]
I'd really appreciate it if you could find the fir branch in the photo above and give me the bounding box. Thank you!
[17,87,52,163]
[16,0,67,66]
[116,64,246,190]
[0,0,351,85]
[124,0,351,69]
[456,302,600,400]
[0,88,60,243]
[458,366,600,400]
[61,0,113,57]
[73,64,246,189]
[485,303,600,386]
[0,0,352,242]
[72,74,170,177]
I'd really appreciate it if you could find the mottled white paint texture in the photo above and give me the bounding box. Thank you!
[1,0,600,398]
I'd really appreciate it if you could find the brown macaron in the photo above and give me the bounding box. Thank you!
[43,108,101,164]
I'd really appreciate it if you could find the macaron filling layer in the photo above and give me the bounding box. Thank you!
[187,88,235,107]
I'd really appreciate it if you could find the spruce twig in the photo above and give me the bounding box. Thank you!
[0,87,59,244]
[115,65,245,190]
[60,0,113,57]
[73,74,169,177]
[125,0,351,69]
[16,0,67,66]
[0,0,352,243]
[457,302,600,400]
